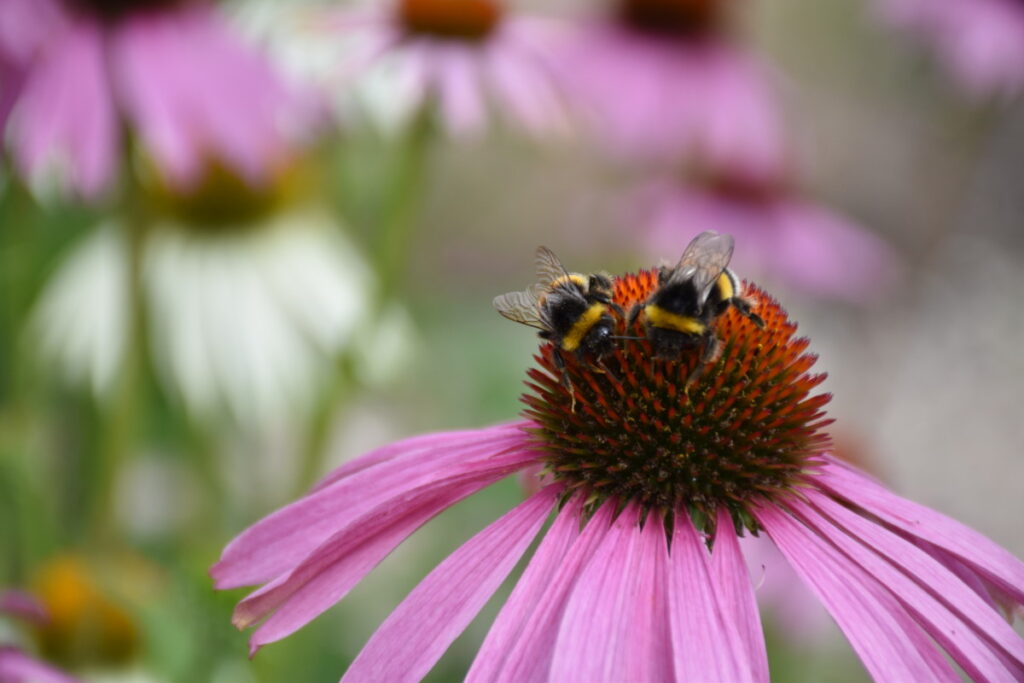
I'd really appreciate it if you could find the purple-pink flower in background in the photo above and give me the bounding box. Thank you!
[876,0,1024,98]
[639,176,898,302]
[0,0,313,198]
[0,591,77,683]
[560,0,783,179]
[212,265,1024,681]
[309,0,567,137]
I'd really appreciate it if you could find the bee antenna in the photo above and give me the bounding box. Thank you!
[611,335,645,341]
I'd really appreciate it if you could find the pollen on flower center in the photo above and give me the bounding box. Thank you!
[618,0,723,38]
[398,0,503,40]
[522,270,832,532]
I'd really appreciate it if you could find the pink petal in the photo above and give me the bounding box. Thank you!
[468,499,617,681]
[0,0,66,65]
[467,495,584,681]
[625,510,673,681]
[111,5,308,188]
[234,450,538,651]
[432,44,486,136]
[0,591,47,624]
[669,513,767,682]
[816,457,1024,606]
[212,424,535,588]
[549,504,672,682]
[796,491,1024,679]
[341,486,559,682]
[709,509,769,676]
[757,504,960,681]
[694,47,784,182]
[311,423,522,493]
[10,19,116,196]
[0,647,77,683]
[484,39,564,136]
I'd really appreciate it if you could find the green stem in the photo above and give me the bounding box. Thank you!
[375,105,434,304]
[294,108,434,495]
[90,201,148,546]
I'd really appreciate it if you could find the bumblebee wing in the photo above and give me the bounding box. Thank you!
[669,231,735,301]
[493,288,546,330]
[535,246,572,288]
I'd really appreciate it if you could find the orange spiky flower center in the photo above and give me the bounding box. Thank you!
[398,0,503,40]
[521,270,832,533]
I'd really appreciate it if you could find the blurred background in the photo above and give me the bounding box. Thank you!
[1,0,1022,680]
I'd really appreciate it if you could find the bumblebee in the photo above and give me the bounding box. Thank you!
[494,247,621,391]
[629,231,764,379]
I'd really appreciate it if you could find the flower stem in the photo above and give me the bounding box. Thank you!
[90,201,148,546]
[294,108,434,494]
[375,105,434,304]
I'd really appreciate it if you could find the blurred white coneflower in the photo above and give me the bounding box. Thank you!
[31,159,385,427]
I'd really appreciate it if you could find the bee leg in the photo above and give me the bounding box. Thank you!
[731,298,765,328]
[608,302,625,319]
[686,334,721,389]
[627,303,643,331]
[554,349,576,412]
[594,357,618,380]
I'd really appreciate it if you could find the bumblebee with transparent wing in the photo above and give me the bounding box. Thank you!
[494,247,621,400]
[629,231,764,381]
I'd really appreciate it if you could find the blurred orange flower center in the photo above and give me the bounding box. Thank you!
[65,0,185,22]
[619,0,723,37]
[398,0,503,40]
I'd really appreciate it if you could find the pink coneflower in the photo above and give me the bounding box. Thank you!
[640,177,898,302]
[0,0,310,198]
[562,0,783,178]
[876,0,1024,98]
[213,260,1024,680]
[308,0,567,136]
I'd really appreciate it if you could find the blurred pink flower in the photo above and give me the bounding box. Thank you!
[0,591,77,683]
[0,648,77,683]
[0,591,48,626]
[316,0,568,136]
[212,274,1024,681]
[876,0,1024,97]
[561,1,784,178]
[0,0,312,198]
[640,179,899,302]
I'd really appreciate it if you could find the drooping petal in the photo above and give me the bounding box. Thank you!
[797,491,1024,679]
[816,457,1024,607]
[549,504,672,682]
[709,509,769,678]
[341,486,560,682]
[9,19,116,197]
[238,471,514,652]
[669,513,767,682]
[211,423,535,588]
[758,504,959,682]
[470,499,616,681]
